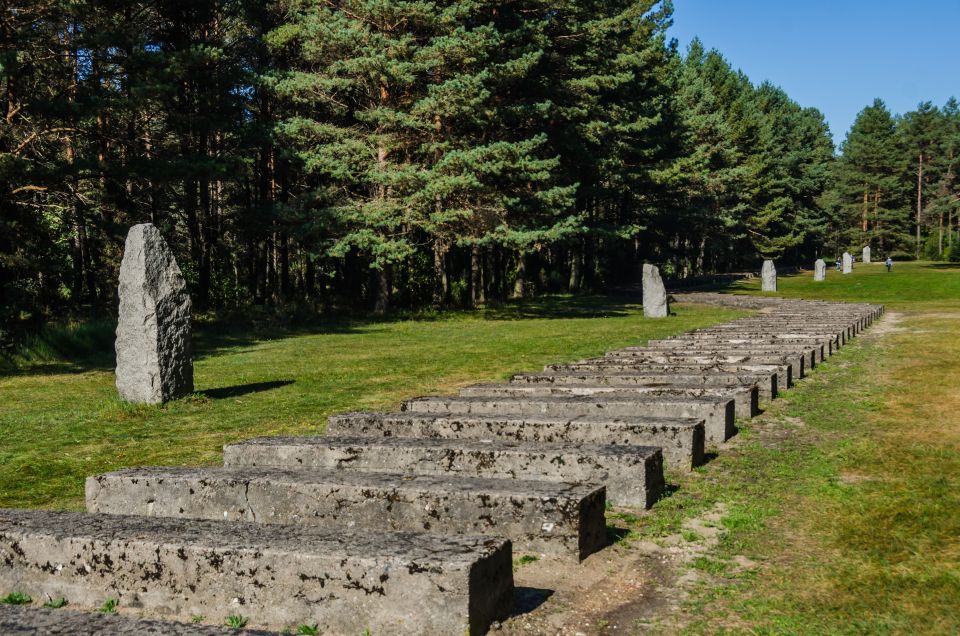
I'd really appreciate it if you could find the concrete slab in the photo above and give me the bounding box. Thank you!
[327,412,706,471]
[511,371,777,401]
[401,394,735,443]
[86,468,606,561]
[224,436,664,508]
[549,361,792,391]
[460,382,758,419]
[0,509,512,635]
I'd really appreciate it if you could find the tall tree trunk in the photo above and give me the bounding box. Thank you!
[568,243,581,292]
[374,265,390,314]
[470,245,482,308]
[916,152,923,259]
[512,253,526,299]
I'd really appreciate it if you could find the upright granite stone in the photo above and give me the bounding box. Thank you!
[761,260,777,292]
[115,223,193,404]
[814,258,826,281]
[842,252,853,274]
[863,245,871,263]
[642,263,669,318]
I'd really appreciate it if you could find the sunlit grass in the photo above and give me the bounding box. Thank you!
[0,295,742,510]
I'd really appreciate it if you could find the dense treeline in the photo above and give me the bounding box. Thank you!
[1,1,953,343]
[827,98,960,261]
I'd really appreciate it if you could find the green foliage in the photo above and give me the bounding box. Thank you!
[42,597,67,609]
[98,598,118,614]
[296,624,320,635]
[225,615,248,629]
[1,592,32,605]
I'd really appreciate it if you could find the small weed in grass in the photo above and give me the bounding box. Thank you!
[296,624,320,635]
[191,614,205,623]
[98,598,118,613]
[42,596,67,609]
[513,554,539,570]
[225,614,248,629]
[681,529,702,542]
[1,592,32,605]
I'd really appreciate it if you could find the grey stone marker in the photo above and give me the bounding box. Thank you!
[642,263,669,318]
[814,258,826,281]
[863,245,871,263]
[761,259,777,291]
[115,223,193,403]
[842,252,853,274]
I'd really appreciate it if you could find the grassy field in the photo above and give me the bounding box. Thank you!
[3,262,959,634]
[0,296,743,510]
[624,260,960,634]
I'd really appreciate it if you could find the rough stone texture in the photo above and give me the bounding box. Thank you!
[402,394,735,443]
[0,605,279,635]
[548,361,792,392]
[511,371,778,402]
[86,468,606,561]
[842,251,853,274]
[327,412,706,471]
[115,224,193,404]
[224,436,664,509]
[621,344,819,371]
[814,258,826,281]
[863,246,871,263]
[645,338,828,363]
[595,349,805,381]
[760,259,777,292]
[642,264,669,318]
[0,509,513,635]
[461,383,758,419]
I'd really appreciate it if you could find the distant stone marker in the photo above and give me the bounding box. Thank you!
[642,263,669,318]
[842,252,853,274]
[863,246,871,263]
[115,223,193,404]
[814,258,826,281]
[761,259,777,292]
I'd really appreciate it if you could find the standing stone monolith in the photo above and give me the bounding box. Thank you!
[115,223,193,404]
[760,259,777,292]
[642,263,669,318]
[862,245,871,263]
[842,252,853,274]
[814,258,826,281]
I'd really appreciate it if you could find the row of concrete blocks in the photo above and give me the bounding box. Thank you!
[0,300,883,634]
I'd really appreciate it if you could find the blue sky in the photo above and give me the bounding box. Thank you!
[668,0,960,146]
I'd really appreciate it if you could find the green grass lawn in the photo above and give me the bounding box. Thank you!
[727,260,960,311]
[0,296,743,510]
[628,261,960,634]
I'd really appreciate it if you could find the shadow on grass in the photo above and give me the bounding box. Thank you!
[201,379,295,399]
[3,293,645,376]
[923,263,960,270]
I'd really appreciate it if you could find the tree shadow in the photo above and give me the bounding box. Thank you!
[479,294,640,320]
[200,379,294,399]
[923,263,960,270]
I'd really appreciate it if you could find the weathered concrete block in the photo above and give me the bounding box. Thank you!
[761,259,777,292]
[87,468,606,561]
[224,436,664,509]
[629,343,820,368]
[461,383,758,419]
[0,509,512,635]
[842,251,852,274]
[588,350,804,383]
[0,605,278,635]
[115,223,193,404]
[646,337,829,362]
[511,371,778,402]
[401,394,735,443]
[814,258,826,281]
[327,412,706,471]
[642,264,669,318]
[548,361,792,391]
